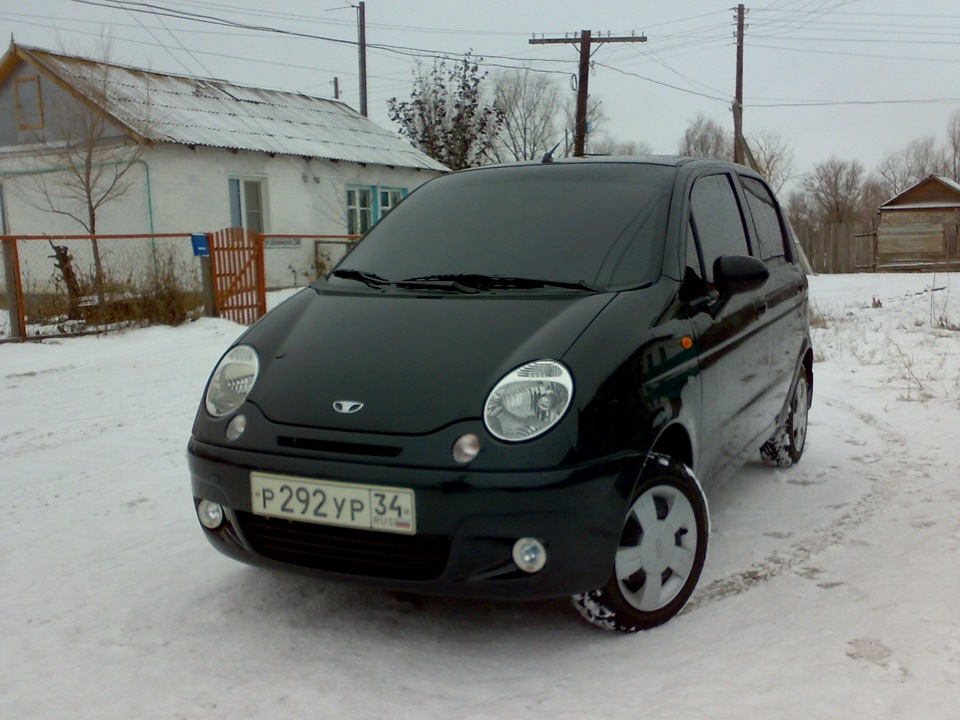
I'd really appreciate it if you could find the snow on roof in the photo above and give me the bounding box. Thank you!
[14,45,447,173]
[937,175,960,194]
[880,201,960,211]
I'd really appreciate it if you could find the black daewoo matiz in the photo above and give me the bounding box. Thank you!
[189,156,813,632]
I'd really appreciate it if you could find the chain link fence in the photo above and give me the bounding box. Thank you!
[1,234,204,340]
[1,232,360,340]
[261,234,358,290]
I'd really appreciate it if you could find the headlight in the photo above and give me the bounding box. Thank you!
[484,360,573,442]
[205,345,260,417]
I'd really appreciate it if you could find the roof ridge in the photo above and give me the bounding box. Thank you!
[16,43,337,105]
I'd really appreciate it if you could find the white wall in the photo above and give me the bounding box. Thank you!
[146,144,441,287]
[0,143,442,292]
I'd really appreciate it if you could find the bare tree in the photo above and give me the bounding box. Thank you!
[388,52,501,170]
[784,188,818,239]
[588,137,654,156]
[862,176,889,221]
[561,94,607,156]
[944,110,960,183]
[678,113,732,160]
[18,42,146,299]
[876,136,948,198]
[679,116,791,190]
[747,131,794,193]
[801,156,879,225]
[487,68,564,163]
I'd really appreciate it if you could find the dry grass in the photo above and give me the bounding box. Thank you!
[24,250,203,332]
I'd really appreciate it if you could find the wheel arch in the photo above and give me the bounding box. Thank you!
[803,344,814,407]
[649,422,694,472]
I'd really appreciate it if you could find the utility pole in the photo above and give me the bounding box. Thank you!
[357,1,368,116]
[530,30,647,157]
[733,4,745,164]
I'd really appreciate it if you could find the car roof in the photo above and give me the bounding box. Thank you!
[454,155,762,179]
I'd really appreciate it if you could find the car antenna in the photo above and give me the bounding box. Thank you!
[541,139,564,164]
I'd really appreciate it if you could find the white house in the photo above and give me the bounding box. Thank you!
[0,43,447,290]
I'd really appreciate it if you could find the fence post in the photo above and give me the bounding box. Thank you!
[2,239,26,339]
[200,233,218,318]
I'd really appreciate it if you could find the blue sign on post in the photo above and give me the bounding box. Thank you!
[191,233,210,257]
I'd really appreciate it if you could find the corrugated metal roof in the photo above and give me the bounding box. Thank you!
[19,46,448,172]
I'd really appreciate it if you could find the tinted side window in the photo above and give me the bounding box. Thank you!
[741,176,787,260]
[690,174,750,282]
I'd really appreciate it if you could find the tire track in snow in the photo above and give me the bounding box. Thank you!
[684,396,918,613]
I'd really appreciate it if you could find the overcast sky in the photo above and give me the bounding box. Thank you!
[4,0,960,190]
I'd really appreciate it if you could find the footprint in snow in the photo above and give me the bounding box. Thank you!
[846,638,911,682]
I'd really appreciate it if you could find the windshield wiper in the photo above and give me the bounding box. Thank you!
[330,268,391,288]
[400,274,598,293]
[524,278,599,292]
[394,275,480,294]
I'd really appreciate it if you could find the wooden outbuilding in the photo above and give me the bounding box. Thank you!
[877,175,960,271]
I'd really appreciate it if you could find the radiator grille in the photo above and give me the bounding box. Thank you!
[236,511,449,581]
[276,436,402,458]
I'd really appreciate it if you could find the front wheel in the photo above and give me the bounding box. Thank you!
[572,455,709,633]
[760,373,810,467]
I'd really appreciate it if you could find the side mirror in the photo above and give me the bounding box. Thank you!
[713,255,769,297]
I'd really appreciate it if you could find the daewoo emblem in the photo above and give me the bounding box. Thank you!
[333,400,364,415]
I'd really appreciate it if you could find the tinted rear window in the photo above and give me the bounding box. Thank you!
[335,163,675,290]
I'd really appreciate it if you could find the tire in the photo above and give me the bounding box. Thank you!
[760,373,810,468]
[572,454,709,633]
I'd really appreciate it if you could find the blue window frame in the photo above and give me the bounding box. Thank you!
[347,185,407,234]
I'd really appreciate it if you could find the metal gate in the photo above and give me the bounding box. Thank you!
[209,227,266,324]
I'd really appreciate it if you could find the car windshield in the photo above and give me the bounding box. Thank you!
[331,163,675,291]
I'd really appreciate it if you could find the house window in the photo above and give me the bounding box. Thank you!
[347,187,372,236]
[14,76,44,131]
[347,185,407,235]
[229,178,266,233]
[380,188,404,215]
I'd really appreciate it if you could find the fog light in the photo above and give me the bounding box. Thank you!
[512,537,547,573]
[226,414,247,441]
[197,500,224,529]
[452,433,481,464]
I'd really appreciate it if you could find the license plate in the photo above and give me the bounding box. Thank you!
[250,471,416,535]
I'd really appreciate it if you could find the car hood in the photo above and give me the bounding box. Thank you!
[246,287,613,435]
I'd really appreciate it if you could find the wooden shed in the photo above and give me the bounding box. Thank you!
[877,175,960,271]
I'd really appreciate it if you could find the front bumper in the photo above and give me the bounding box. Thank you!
[188,437,635,600]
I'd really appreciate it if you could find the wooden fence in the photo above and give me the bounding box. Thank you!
[796,222,877,274]
[796,221,960,274]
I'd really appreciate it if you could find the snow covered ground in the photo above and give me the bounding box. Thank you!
[2,274,960,719]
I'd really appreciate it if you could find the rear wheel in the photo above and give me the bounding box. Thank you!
[760,373,810,467]
[572,455,709,633]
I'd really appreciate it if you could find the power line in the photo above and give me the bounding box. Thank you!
[749,96,960,109]
[121,2,214,77]
[592,62,728,103]
[20,4,578,78]
[17,0,960,118]
[747,41,960,65]
[751,7,960,20]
